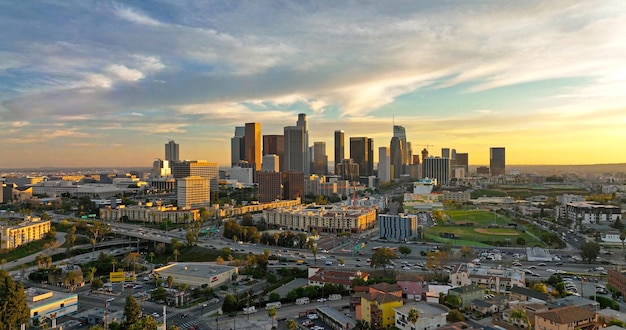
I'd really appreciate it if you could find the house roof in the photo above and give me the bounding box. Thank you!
[309,269,369,286]
[396,273,424,282]
[471,299,495,308]
[365,291,403,305]
[535,305,596,324]
[370,282,401,293]
[509,286,550,301]
[449,284,483,294]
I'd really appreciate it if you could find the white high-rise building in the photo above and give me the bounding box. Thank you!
[378,147,391,183]
[230,166,254,185]
[177,176,210,209]
[262,154,280,172]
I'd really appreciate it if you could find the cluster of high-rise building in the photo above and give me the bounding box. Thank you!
[144,114,507,209]
[149,140,218,209]
[230,114,506,195]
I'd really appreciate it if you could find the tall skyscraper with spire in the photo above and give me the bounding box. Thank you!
[165,140,179,163]
[334,130,344,174]
[297,113,310,175]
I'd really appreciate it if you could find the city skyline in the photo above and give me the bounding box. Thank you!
[1,1,626,168]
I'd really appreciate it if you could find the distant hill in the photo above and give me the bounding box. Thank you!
[470,163,626,175]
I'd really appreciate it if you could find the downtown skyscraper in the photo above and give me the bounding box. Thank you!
[231,126,245,166]
[490,147,506,176]
[244,122,262,172]
[165,140,179,163]
[334,130,344,175]
[350,137,373,177]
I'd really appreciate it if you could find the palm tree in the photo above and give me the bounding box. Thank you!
[286,319,298,330]
[173,249,179,262]
[273,233,280,247]
[242,228,248,243]
[90,237,97,258]
[267,307,277,329]
[112,259,117,272]
[408,308,420,329]
[64,270,78,291]
[1,259,6,270]
[87,267,97,283]
[352,320,370,330]
[148,251,155,264]
[167,275,174,289]
[36,253,46,269]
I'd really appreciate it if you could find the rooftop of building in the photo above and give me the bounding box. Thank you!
[395,302,449,317]
[154,262,236,279]
[449,284,484,294]
[535,305,596,324]
[509,286,550,301]
[309,268,368,286]
[451,263,524,281]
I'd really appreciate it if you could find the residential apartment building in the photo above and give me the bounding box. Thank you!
[607,268,626,297]
[356,284,403,330]
[0,216,51,250]
[263,204,377,234]
[378,214,418,241]
[560,201,621,225]
[394,303,449,330]
[308,267,369,291]
[449,263,525,293]
[534,305,596,330]
[99,204,200,224]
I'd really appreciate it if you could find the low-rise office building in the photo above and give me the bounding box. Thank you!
[153,262,237,289]
[27,287,78,325]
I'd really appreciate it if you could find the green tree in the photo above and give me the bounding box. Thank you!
[447,309,464,323]
[269,292,281,302]
[222,294,239,312]
[532,282,548,294]
[167,275,174,289]
[398,245,411,256]
[123,295,142,326]
[173,249,180,262]
[0,270,30,329]
[580,241,601,263]
[268,307,277,328]
[370,248,398,271]
[509,309,531,328]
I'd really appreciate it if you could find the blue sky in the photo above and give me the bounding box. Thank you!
[1,1,626,168]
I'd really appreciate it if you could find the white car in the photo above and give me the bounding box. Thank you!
[307,314,319,320]
[152,312,160,318]
[546,269,556,273]
[317,298,327,302]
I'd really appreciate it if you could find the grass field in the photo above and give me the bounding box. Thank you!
[424,210,546,247]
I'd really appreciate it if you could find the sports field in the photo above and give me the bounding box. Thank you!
[424,210,545,247]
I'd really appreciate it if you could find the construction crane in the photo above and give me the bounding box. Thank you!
[422,144,434,151]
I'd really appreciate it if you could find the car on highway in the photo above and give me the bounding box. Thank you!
[317,298,327,302]
[152,312,160,318]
